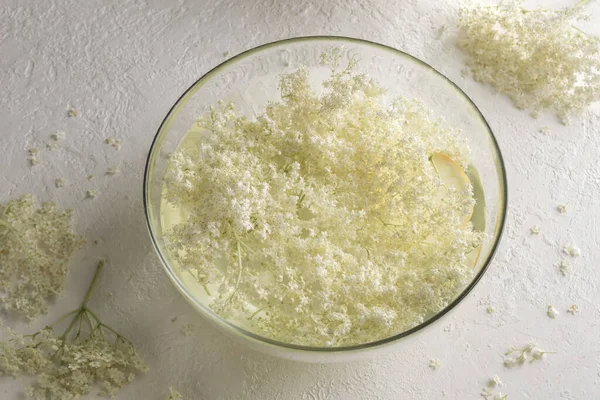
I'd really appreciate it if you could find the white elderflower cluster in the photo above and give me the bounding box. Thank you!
[162,52,482,347]
[504,342,555,367]
[0,195,83,319]
[0,262,146,399]
[458,1,600,123]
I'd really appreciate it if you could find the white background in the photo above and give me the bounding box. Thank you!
[1,0,600,399]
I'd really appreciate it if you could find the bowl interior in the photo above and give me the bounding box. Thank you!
[144,37,507,354]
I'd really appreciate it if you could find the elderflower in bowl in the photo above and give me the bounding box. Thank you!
[144,37,507,362]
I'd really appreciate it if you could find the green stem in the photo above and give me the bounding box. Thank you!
[82,260,104,308]
[50,309,80,329]
[59,310,84,341]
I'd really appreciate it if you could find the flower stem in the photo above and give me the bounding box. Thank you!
[82,260,104,308]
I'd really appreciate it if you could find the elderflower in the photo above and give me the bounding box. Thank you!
[504,342,554,368]
[106,165,120,175]
[530,225,540,235]
[67,108,78,117]
[55,178,66,188]
[51,131,66,141]
[167,387,184,400]
[546,305,559,319]
[0,261,146,399]
[557,204,568,214]
[562,244,580,257]
[559,260,572,275]
[104,137,122,150]
[567,304,578,314]
[458,1,600,123]
[429,358,442,370]
[488,375,503,388]
[0,195,82,319]
[162,51,482,347]
[28,148,40,166]
[86,189,98,199]
[46,142,59,151]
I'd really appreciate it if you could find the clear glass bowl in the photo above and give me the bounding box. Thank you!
[144,36,507,362]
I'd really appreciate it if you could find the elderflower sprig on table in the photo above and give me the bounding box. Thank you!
[162,49,483,347]
[503,342,555,368]
[0,195,83,319]
[458,0,600,123]
[0,261,147,399]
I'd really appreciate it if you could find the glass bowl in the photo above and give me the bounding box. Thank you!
[143,36,507,363]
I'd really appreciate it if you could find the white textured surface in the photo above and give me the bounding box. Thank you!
[1,0,600,399]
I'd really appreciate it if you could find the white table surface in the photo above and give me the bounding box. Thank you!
[2,0,600,399]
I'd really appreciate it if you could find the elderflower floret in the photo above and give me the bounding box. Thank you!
[0,195,82,319]
[167,387,184,400]
[162,51,483,347]
[0,261,146,399]
[559,260,572,275]
[51,131,66,141]
[530,225,540,235]
[504,342,555,368]
[546,305,559,319]
[567,304,578,314]
[562,244,580,257]
[429,358,442,370]
[55,178,66,188]
[106,165,120,175]
[104,137,122,150]
[458,1,600,123]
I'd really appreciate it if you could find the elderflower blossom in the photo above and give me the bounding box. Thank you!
[429,358,442,370]
[458,1,600,123]
[504,342,554,368]
[559,260,572,276]
[563,244,580,257]
[546,305,559,319]
[167,387,184,400]
[567,304,579,314]
[0,326,146,399]
[162,52,482,347]
[530,225,540,235]
[0,195,82,319]
[51,131,66,141]
[104,137,122,150]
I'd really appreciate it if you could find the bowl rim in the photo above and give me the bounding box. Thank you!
[143,35,508,353]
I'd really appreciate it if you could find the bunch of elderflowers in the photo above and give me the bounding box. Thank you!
[458,0,600,123]
[0,261,147,399]
[163,49,482,347]
[0,195,83,319]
